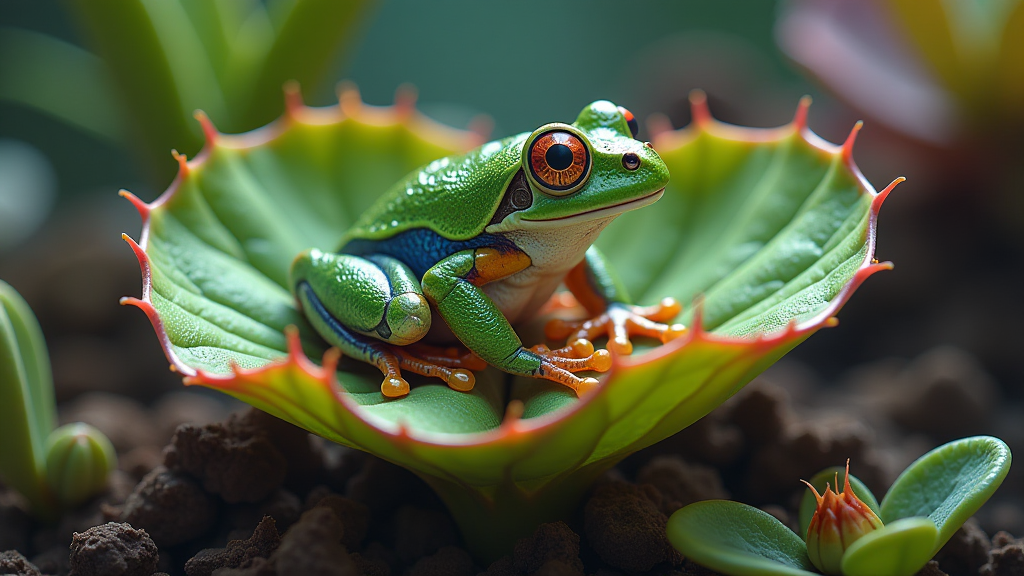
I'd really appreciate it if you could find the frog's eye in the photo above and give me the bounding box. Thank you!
[618,106,639,139]
[527,130,591,196]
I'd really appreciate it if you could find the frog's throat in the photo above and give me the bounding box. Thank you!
[511,187,664,230]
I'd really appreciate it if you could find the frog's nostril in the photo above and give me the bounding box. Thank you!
[622,153,641,171]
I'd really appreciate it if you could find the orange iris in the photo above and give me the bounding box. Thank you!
[528,131,590,192]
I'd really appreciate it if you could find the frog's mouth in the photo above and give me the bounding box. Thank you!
[521,188,665,227]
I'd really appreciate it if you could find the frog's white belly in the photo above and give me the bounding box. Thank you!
[483,215,616,325]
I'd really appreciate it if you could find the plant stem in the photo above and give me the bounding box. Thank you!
[422,460,617,563]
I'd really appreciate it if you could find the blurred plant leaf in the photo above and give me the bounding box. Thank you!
[0,27,125,142]
[889,0,1023,122]
[0,280,56,516]
[64,0,376,181]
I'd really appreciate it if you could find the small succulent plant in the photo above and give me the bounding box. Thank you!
[667,436,1012,576]
[121,87,901,558]
[0,280,116,518]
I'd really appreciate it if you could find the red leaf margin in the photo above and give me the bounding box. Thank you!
[119,88,901,451]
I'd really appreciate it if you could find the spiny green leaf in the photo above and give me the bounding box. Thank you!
[123,94,894,556]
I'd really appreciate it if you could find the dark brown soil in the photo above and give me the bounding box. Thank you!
[0,359,1020,576]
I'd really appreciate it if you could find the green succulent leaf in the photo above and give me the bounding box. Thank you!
[798,467,880,539]
[65,0,376,180]
[667,500,817,576]
[0,280,56,516]
[880,436,1011,553]
[889,0,1024,123]
[123,93,895,556]
[0,27,125,142]
[840,517,939,576]
[44,422,117,508]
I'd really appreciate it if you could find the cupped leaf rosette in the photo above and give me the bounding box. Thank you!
[121,87,899,559]
[667,436,1012,576]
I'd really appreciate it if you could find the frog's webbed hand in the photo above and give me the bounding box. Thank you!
[546,246,687,355]
[422,248,611,397]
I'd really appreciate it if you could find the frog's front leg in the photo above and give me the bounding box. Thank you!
[291,249,483,397]
[422,248,611,396]
[546,246,688,355]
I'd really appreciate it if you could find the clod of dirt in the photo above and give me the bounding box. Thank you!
[636,456,729,514]
[227,489,302,536]
[650,406,743,467]
[889,347,996,442]
[480,556,514,576]
[153,391,231,441]
[164,411,288,504]
[0,488,31,552]
[120,466,217,547]
[209,556,274,576]
[981,531,1024,576]
[745,412,880,502]
[272,506,358,576]
[394,506,460,564]
[347,458,429,513]
[307,493,370,550]
[245,410,324,493]
[323,444,368,493]
[184,516,280,576]
[407,545,475,576]
[512,521,584,576]
[68,522,159,576]
[916,561,950,576]
[584,482,682,572]
[350,542,393,576]
[935,519,992,576]
[58,470,137,544]
[727,383,793,447]
[120,445,165,481]
[0,550,42,576]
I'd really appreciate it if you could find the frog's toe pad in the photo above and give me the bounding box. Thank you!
[445,369,475,392]
[546,299,687,355]
[373,345,478,398]
[381,376,410,398]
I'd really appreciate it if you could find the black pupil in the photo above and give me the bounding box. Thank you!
[545,144,574,171]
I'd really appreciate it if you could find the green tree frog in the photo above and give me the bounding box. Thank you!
[290,101,686,398]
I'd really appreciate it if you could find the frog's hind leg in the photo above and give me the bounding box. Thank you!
[291,249,475,397]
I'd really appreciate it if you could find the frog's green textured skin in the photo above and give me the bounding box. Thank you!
[290,100,675,397]
[345,101,666,242]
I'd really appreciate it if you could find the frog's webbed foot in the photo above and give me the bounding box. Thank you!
[373,344,483,398]
[527,339,612,396]
[545,297,688,355]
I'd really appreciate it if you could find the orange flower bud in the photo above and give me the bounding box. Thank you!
[802,460,883,575]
